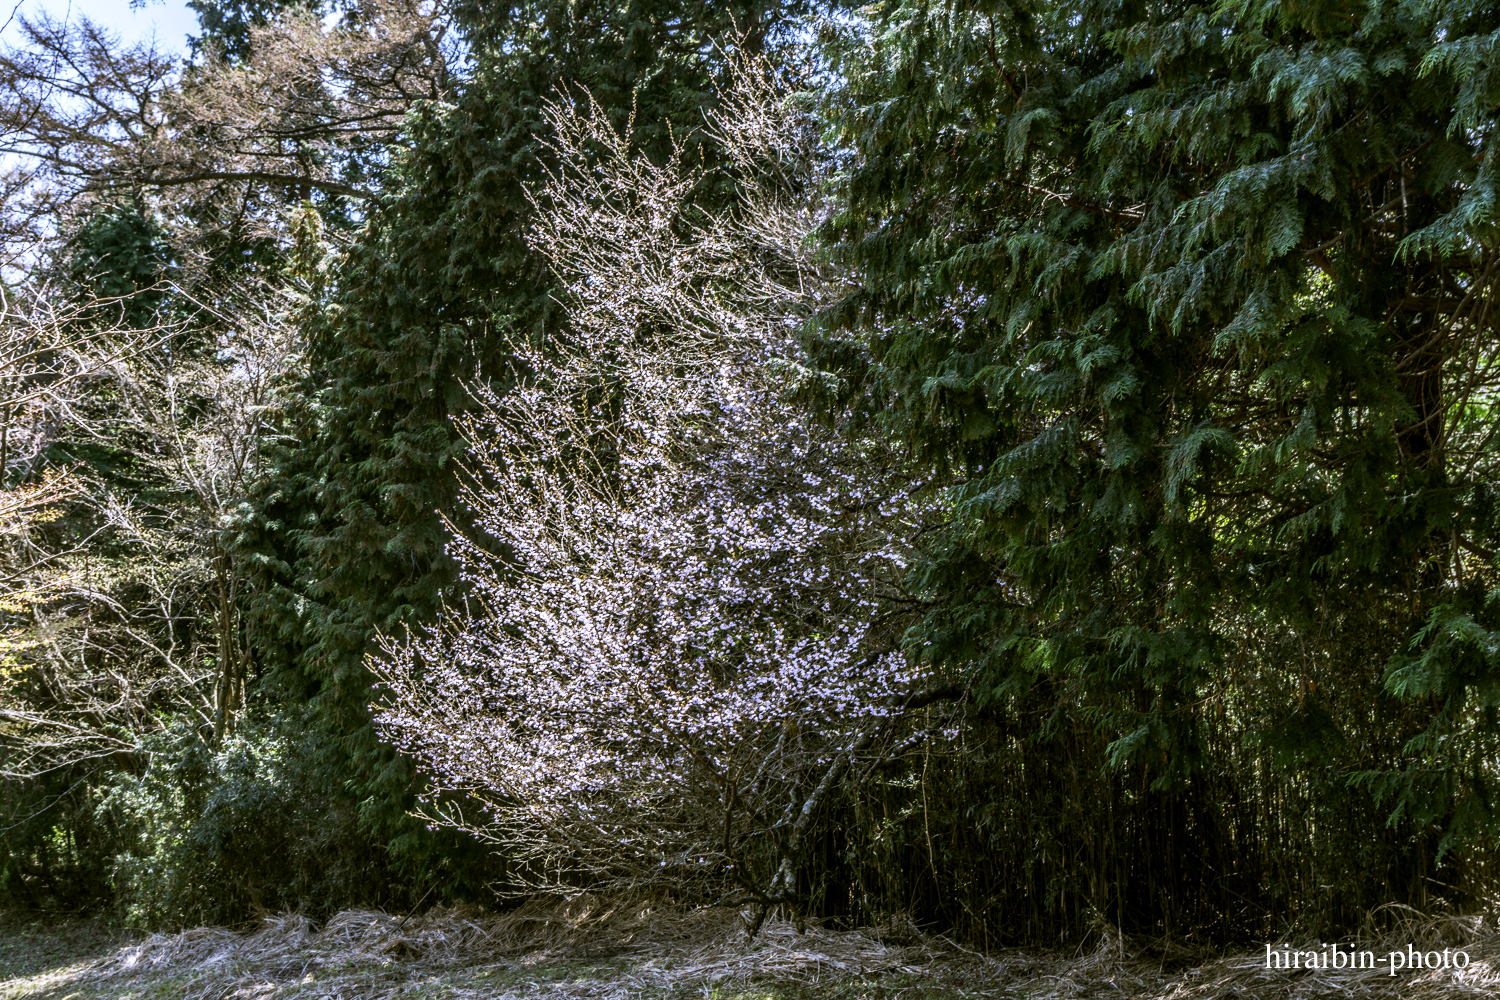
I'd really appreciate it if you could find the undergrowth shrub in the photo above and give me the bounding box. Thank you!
[1,710,485,928]
[102,713,440,927]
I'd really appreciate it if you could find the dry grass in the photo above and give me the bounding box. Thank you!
[4,898,1500,1000]
[0,914,130,985]
[2,898,999,1000]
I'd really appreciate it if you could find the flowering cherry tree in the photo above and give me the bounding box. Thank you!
[372,58,960,920]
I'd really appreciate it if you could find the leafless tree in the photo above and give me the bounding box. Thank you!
[0,264,182,777]
[0,0,459,264]
[0,0,386,780]
[0,268,308,780]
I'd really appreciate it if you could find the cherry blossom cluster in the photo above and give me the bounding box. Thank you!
[372,57,938,904]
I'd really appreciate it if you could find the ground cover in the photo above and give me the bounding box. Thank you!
[3,898,1499,999]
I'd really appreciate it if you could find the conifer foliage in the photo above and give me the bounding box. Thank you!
[820,0,1500,936]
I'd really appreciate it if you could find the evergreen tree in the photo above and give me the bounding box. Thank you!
[65,204,173,332]
[819,0,1500,938]
[188,0,320,60]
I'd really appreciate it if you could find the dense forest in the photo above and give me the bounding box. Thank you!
[2,0,1500,949]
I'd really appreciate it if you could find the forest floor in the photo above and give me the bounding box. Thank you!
[3,897,1500,1000]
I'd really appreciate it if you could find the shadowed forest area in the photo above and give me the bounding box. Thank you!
[3,0,1500,983]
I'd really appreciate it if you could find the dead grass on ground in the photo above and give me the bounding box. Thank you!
[3,898,1500,999]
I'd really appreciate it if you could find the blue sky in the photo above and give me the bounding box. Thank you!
[0,0,198,53]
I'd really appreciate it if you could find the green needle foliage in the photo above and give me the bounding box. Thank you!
[819,0,1500,939]
[188,0,317,60]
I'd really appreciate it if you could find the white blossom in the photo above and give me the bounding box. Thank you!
[371,54,953,912]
